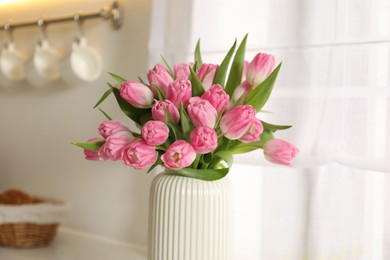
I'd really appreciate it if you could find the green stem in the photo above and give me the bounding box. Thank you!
[192,154,201,169]
[208,158,221,169]
[155,145,167,151]
[215,137,230,153]
[200,162,209,169]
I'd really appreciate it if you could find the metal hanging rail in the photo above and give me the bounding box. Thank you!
[1,1,123,31]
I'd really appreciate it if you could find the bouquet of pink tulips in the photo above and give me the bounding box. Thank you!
[73,35,298,181]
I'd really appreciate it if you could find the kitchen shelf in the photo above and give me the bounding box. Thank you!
[0,227,147,260]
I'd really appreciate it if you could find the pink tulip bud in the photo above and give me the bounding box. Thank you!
[142,120,169,146]
[84,138,108,161]
[147,64,174,96]
[242,61,249,81]
[239,118,264,143]
[232,80,252,103]
[99,131,134,161]
[166,79,192,108]
[263,139,299,166]
[201,84,230,114]
[119,81,154,108]
[121,139,158,170]
[196,63,218,90]
[98,120,129,139]
[190,127,218,154]
[152,100,180,124]
[84,149,103,161]
[187,97,218,128]
[220,105,256,140]
[173,63,192,79]
[246,53,275,87]
[161,140,196,170]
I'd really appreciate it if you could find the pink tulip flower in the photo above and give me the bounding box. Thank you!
[98,120,129,139]
[201,84,230,114]
[161,140,196,170]
[263,139,299,166]
[99,131,134,161]
[196,63,218,90]
[166,79,192,108]
[121,139,158,170]
[174,63,192,79]
[242,61,249,81]
[232,80,252,103]
[190,127,218,154]
[152,100,180,124]
[84,138,108,161]
[84,149,103,161]
[220,105,257,140]
[246,53,275,87]
[147,64,174,96]
[120,81,154,108]
[239,118,264,143]
[142,120,169,146]
[187,97,218,128]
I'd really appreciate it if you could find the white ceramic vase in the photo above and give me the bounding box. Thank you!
[148,172,233,260]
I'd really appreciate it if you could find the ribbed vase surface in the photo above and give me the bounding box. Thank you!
[148,173,233,260]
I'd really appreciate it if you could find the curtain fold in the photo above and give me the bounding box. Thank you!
[148,0,194,66]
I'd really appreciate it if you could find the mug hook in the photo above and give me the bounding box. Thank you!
[37,17,48,46]
[3,21,15,46]
[73,13,85,38]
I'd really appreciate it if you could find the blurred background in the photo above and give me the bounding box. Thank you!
[1,0,389,259]
[0,0,154,251]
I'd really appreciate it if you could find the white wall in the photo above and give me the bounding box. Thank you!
[0,0,153,248]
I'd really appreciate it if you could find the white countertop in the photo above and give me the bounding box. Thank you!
[0,228,147,260]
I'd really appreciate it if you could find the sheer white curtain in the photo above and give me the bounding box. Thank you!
[149,0,390,259]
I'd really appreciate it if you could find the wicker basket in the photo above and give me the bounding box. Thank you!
[0,223,59,248]
[0,197,69,248]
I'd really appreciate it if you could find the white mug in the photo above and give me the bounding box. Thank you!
[61,37,102,86]
[0,43,26,89]
[26,40,61,88]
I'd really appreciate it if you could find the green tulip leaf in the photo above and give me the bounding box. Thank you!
[163,108,186,141]
[71,140,105,151]
[213,39,237,87]
[225,34,248,96]
[98,107,112,120]
[154,84,166,100]
[108,72,127,83]
[147,157,162,174]
[160,54,174,78]
[245,63,282,112]
[138,76,147,85]
[194,39,203,71]
[179,103,195,139]
[261,120,292,131]
[168,122,186,141]
[230,146,260,154]
[189,66,205,96]
[94,87,114,109]
[168,167,229,181]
